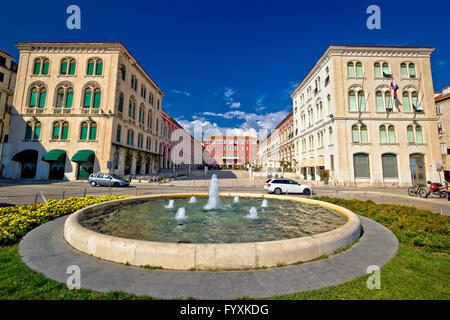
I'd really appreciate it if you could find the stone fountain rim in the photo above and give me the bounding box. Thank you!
[63,193,361,270]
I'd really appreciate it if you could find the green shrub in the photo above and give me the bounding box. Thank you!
[315,196,449,254]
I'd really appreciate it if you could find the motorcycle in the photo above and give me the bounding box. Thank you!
[424,181,448,198]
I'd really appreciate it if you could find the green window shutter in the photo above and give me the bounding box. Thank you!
[30,91,37,106]
[374,65,381,78]
[25,123,33,139]
[42,62,49,74]
[84,91,92,107]
[349,92,356,111]
[126,132,130,145]
[53,125,60,139]
[384,93,391,111]
[379,127,387,143]
[352,126,359,143]
[347,64,354,77]
[38,92,46,108]
[354,153,370,178]
[382,154,398,178]
[401,63,408,78]
[409,64,416,78]
[87,63,94,75]
[402,94,411,112]
[388,126,396,143]
[69,62,76,75]
[89,125,97,140]
[66,91,73,108]
[356,63,363,77]
[34,62,41,75]
[118,96,123,112]
[93,92,101,108]
[376,92,383,112]
[358,92,366,111]
[416,127,423,144]
[116,128,121,142]
[121,67,125,80]
[34,124,41,140]
[95,62,103,75]
[61,62,68,74]
[132,106,136,119]
[61,125,69,140]
[407,127,415,143]
[80,125,88,140]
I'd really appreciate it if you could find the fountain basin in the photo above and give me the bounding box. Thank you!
[64,193,361,270]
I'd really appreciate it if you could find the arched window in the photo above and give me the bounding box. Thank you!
[42,59,49,75]
[355,62,363,77]
[416,126,423,144]
[61,122,69,140]
[25,121,33,140]
[80,122,89,140]
[93,88,101,108]
[348,91,357,111]
[149,92,154,105]
[352,124,368,143]
[401,63,408,78]
[118,93,124,113]
[83,88,92,107]
[52,122,61,140]
[374,62,382,78]
[382,153,398,178]
[402,91,411,112]
[116,125,121,142]
[33,58,41,75]
[89,122,97,140]
[60,58,76,75]
[352,125,359,143]
[95,59,103,75]
[409,63,416,78]
[148,111,152,128]
[379,125,387,143]
[388,125,396,143]
[83,84,101,108]
[376,89,392,112]
[29,87,38,107]
[382,63,390,76]
[34,122,41,140]
[56,86,74,108]
[87,58,102,75]
[354,153,370,178]
[327,95,332,114]
[87,59,95,75]
[328,127,333,145]
[407,125,415,143]
[38,88,47,108]
[120,65,126,81]
[347,62,355,77]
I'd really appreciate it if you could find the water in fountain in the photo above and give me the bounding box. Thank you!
[233,195,239,203]
[261,199,268,208]
[245,207,258,219]
[203,174,221,210]
[165,199,174,209]
[175,207,187,220]
[189,196,197,203]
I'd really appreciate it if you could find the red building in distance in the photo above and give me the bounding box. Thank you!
[203,136,258,168]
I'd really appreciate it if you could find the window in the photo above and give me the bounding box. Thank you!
[402,90,422,113]
[128,99,136,119]
[407,125,423,144]
[116,125,121,142]
[118,93,124,113]
[157,99,160,110]
[83,84,101,108]
[376,89,392,112]
[60,58,76,75]
[382,154,398,178]
[87,58,102,75]
[438,123,443,134]
[401,63,408,78]
[352,124,368,143]
[120,65,126,81]
[89,122,97,140]
[328,127,333,145]
[409,63,416,78]
[127,129,134,145]
[347,61,363,77]
[24,121,41,140]
[327,95,332,114]
[149,92,154,105]
[354,153,370,178]
[382,63,391,77]
[55,85,74,108]
[52,121,69,140]
[80,122,89,140]
[348,89,365,111]
[402,92,411,112]
[374,63,382,78]
[29,85,47,108]
[441,143,447,155]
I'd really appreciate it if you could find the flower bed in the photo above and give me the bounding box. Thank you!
[315,197,449,254]
[0,195,128,246]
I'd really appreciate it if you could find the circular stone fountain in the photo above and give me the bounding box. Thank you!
[64,175,361,270]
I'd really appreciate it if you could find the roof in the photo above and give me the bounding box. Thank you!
[435,93,450,102]
[0,49,13,58]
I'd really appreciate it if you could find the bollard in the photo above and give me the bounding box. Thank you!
[405,200,409,206]
[335,190,338,198]
[135,187,138,197]
[440,206,444,215]
[363,192,366,201]
[381,195,384,204]
[62,190,65,200]
[34,193,38,204]
[84,188,87,197]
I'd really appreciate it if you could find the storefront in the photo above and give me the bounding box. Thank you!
[42,150,66,180]
[72,150,95,179]
[12,149,38,179]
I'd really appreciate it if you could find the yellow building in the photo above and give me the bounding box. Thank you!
[290,45,441,187]
[2,42,195,181]
[0,49,17,176]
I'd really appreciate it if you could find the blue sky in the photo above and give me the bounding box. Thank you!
[1,0,449,138]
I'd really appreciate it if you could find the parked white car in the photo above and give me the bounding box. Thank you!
[264,179,313,195]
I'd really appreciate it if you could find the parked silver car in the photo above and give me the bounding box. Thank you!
[88,173,130,187]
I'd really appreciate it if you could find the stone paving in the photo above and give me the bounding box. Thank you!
[19,214,398,299]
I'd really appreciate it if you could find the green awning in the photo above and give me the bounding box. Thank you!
[71,150,95,163]
[12,149,38,163]
[42,150,66,162]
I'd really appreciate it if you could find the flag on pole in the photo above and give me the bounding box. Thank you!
[391,80,399,98]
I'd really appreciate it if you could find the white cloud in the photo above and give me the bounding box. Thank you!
[172,89,191,97]
[230,102,241,109]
